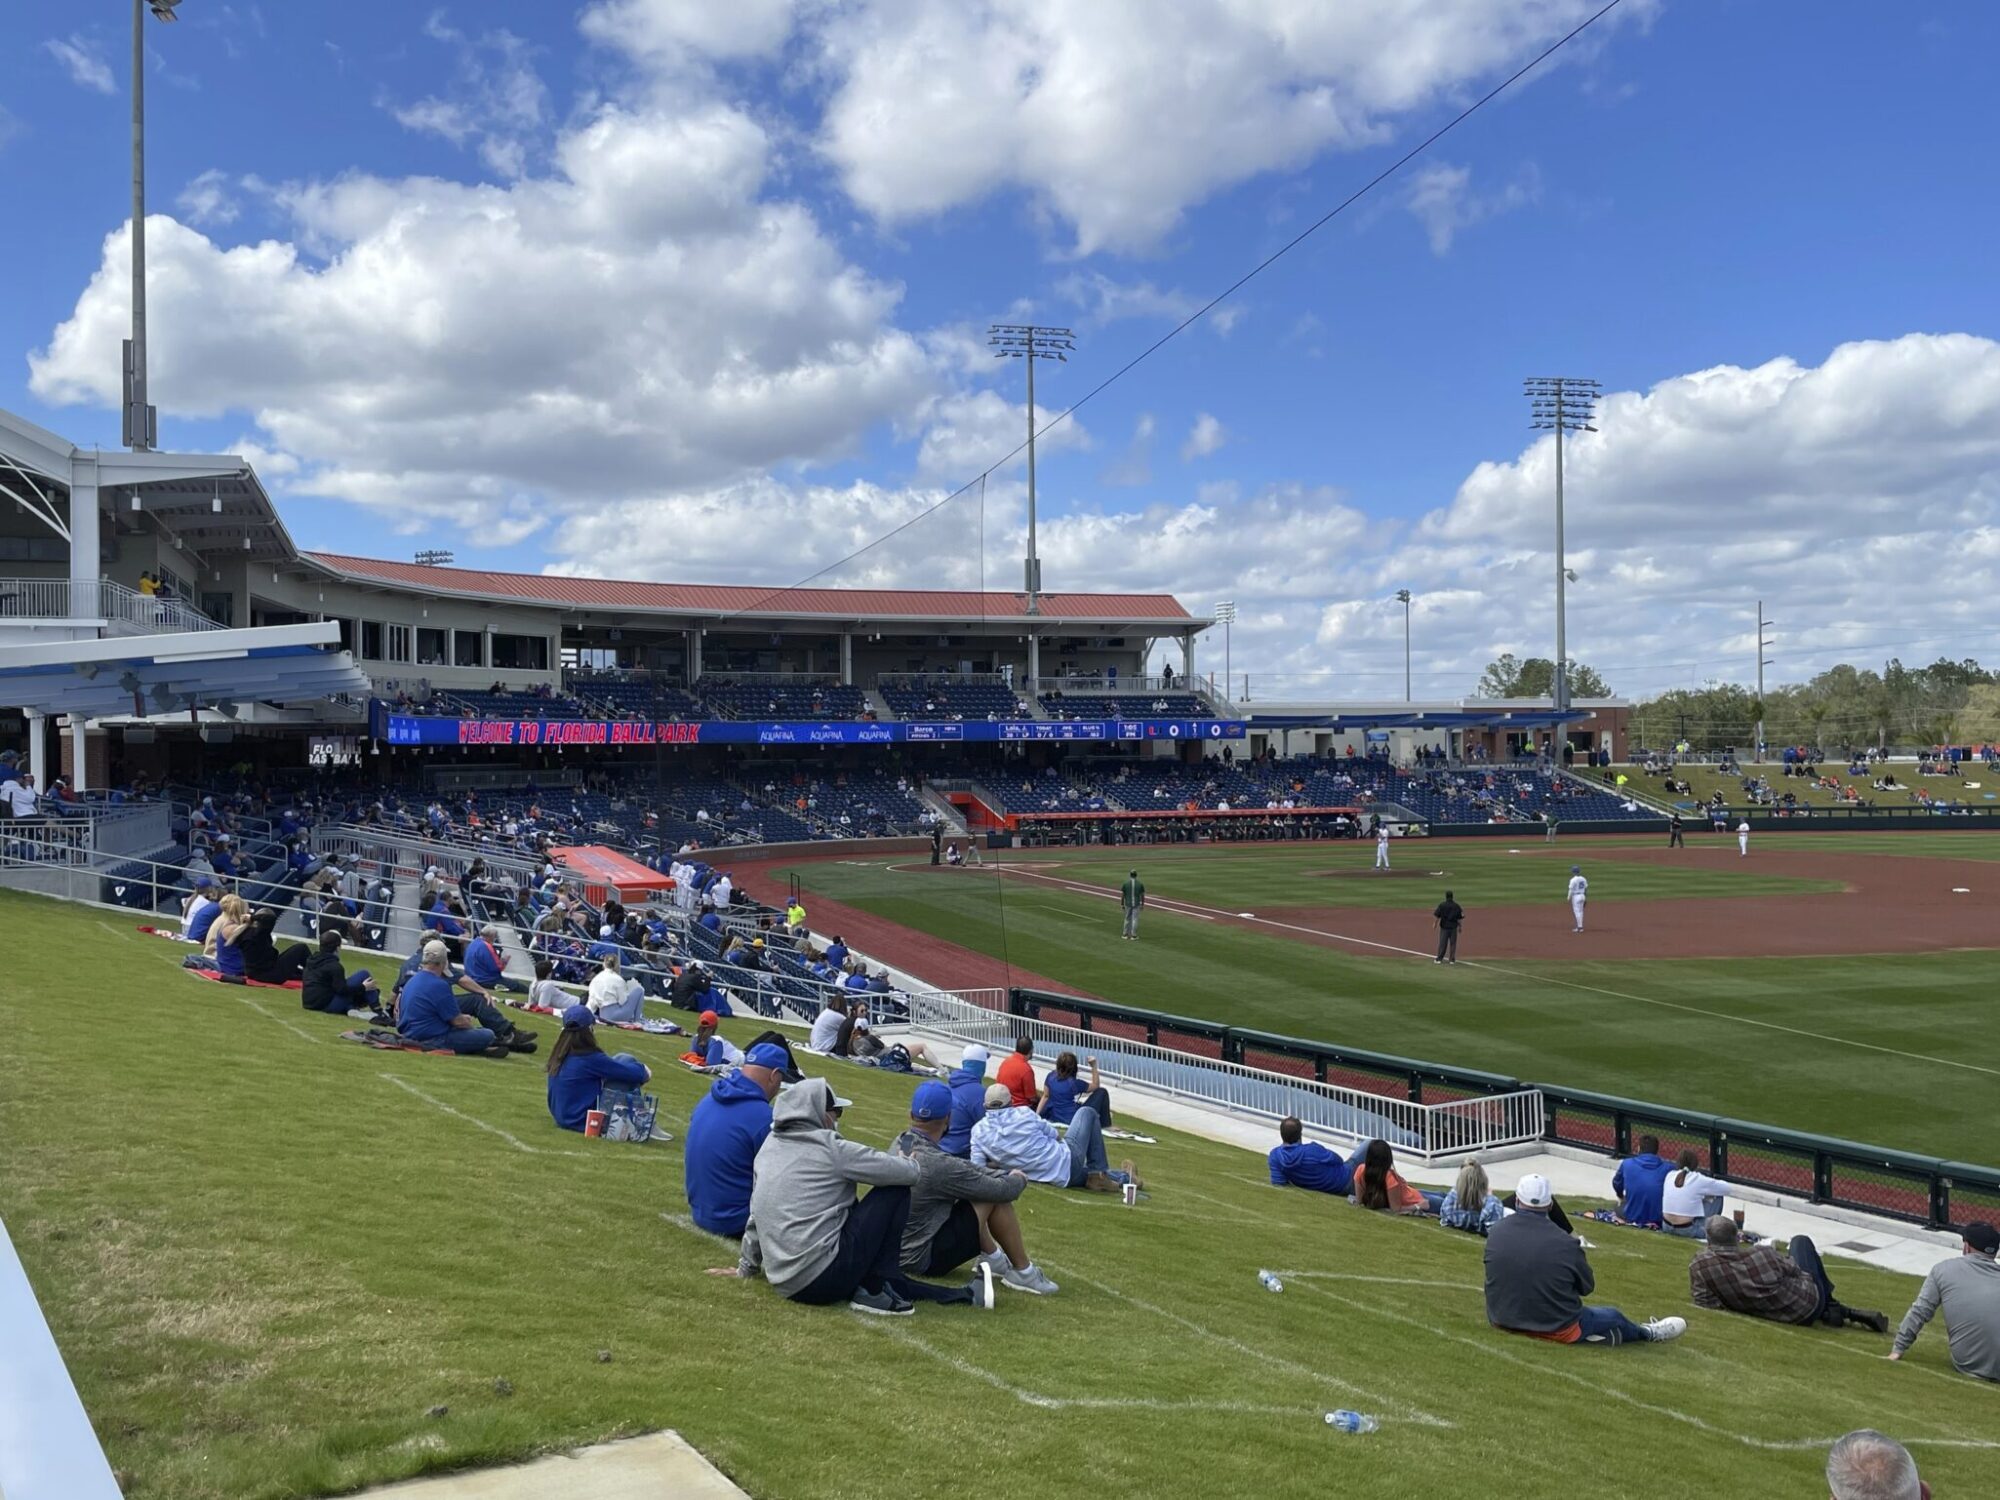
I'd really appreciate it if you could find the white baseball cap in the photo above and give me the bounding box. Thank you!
[1514,1173,1554,1209]
[960,1043,989,1068]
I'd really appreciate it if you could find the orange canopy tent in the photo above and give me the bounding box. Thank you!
[549,845,674,906]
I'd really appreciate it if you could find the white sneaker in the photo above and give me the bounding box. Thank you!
[1001,1262,1061,1296]
[1643,1315,1687,1343]
[347,1008,375,1020]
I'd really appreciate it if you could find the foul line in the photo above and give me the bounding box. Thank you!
[991,865,2000,1078]
[377,1072,588,1157]
[235,995,321,1045]
[1040,1259,1452,1427]
[1275,1270,1481,1292]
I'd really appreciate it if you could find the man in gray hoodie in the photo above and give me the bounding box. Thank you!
[732,1079,924,1315]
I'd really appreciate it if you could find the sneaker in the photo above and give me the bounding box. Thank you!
[848,1288,913,1317]
[505,1027,540,1045]
[1849,1307,1890,1335]
[504,1034,539,1054]
[648,1125,675,1143]
[978,1247,1011,1275]
[347,1007,376,1020]
[968,1263,995,1310]
[1643,1316,1687,1343]
[480,1043,513,1059]
[1001,1263,1060,1296]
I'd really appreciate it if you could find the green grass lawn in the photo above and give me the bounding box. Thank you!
[781,834,2000,1164]
[2,891,1994,1499]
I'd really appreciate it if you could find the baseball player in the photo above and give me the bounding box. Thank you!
[1668,812,1684,849]
[1566,865,1588,933]
[1737,818,1750,857]
[1120,869,1144,940]
[1375,824,1391,871]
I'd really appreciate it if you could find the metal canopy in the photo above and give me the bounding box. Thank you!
[0,622,367,720]
[1244,709,1596,731]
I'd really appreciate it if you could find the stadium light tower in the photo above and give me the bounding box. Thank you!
[125,0,182,451]
[1394,589,1413,701]
[1213,600,1237,700]
[1756,601,1776,761]
[1525,377,1600,714]
[989,324,1075,616]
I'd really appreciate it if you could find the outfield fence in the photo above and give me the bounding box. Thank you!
[907,991,1545,1162]
[1007,987,2000,1232]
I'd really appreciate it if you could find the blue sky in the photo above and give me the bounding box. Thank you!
[3,2,1997,697]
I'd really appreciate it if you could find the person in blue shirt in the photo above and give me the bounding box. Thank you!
[1267,1116,1367,1195]
[183,876,224,943]
[697,909,722,934]
[682,1042,785,1236]
[210,840,238,878]
[397,942,537,1056]
[1611,1135,1674,1227]
[823,938,850,968]
[940,1044,990,1158]
[545,1005,651,1131]
[1038,1051,1112,1128]
[464,926,528,993]
[203,893,252,982]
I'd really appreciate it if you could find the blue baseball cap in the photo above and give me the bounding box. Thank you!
[745,1042,789,1071]
[193,874,214,888]
[560,1004,595,1029]
[910,1080,954,1122]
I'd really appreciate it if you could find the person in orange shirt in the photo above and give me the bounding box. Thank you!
[996,1037,1040,1109]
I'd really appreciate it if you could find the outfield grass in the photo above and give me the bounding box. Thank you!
[2,891,1995,1499]
[781,834,2000,1164]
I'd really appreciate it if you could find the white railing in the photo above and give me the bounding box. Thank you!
[0,576,224,636]
[906,992,1544,1162]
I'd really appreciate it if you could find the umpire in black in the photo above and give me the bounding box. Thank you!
[1433,891,1464,964]
[1668,812,1685,848]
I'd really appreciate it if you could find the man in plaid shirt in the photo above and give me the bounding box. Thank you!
[1687,1217,1887,1332]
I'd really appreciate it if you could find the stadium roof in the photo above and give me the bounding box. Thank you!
[0,623,369,720]
[303,553,1198,626]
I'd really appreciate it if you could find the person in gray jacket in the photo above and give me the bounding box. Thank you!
[1484,1173,1686,1347]
[723,1079,923,1315]
[1890,1221,2000,1381]
[892,1080,1058,1303]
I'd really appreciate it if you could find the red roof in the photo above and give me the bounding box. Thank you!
[304,553,1194,622]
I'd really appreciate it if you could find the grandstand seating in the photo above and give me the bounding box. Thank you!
[877,678,1033,721]
[435,689,575,718]
[1041,692,1214,719]
[697,678,870,720]
[566,675,707,720]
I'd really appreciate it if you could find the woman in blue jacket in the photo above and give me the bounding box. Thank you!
[546,1005,651,1131]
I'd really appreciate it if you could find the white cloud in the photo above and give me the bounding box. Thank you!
[176,169,240,228]
[385,17,551,179]
[1403,160,1541,255]
[799,0,1633,253]
[45,35,116,95]
[910,390,1089,484]
[580,0,798,66]
[1181,412,1227,461]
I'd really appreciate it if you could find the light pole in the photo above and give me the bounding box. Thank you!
[1394,589,1412,701]
[1213,600,1236,700]
[125,0,181,451]
[1756,601,1775,760]
[988,324,1075,616]
[1525,377,1600,714]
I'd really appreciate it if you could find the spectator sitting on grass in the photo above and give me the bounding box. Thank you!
[1612,1134,1674,1227]
[718,1079,924,1317]
[180,875,222,941]
[527,958,567,1011]
[237,906,312,986]
[398,941,538,1057]
[1485,1173,1685,1347]
[688,1009,745,1068]
[1661,1149,1732,1237]
[586,949,645,1025]
[1351,1139,1443,1215]
[888,1080,1057,1305]
[300,929,385,1021]
[1690,1215,1887,1332]
[1438,1160,1505,1235]
[1889,1221,2000,1382]
[997,1036,1039,1108]
[970,1083,1140,1194]
[546,1005,652,1132]
[1039,1051,1111,1127]
[1268,1116,1365,1195]
[683,1042,786,1237]
[1826,1429,1925,1500]
[940,1044,990,1158]
[809,996,850,1052]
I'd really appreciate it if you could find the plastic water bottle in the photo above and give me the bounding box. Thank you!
[1324,1410,1379,1435]
[1257,1269,1283,1293]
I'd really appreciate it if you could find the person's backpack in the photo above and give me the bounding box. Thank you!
[875,1044,914,1074]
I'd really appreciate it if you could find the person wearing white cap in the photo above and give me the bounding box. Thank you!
[1566,866,1588,933]
[1484,1172,1685,1347]
[940,1044,990,1158]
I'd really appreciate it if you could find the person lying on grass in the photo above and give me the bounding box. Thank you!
[712,1079,928,1317]
[969,1084,1142,1195]
[546,1005,652,1132]
[1689,1215,1887,1333]
[891,1080,1056,1301]
[1350,1139,1442,1216]
[1268,1116,1365,1196]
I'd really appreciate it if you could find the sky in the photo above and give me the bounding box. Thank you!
[2,1,1997,701]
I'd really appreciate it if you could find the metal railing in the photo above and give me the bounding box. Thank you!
[909,992,1544,1161]
[0,576,223,635]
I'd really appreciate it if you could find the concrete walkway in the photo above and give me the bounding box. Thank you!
[354,1433,745,1499]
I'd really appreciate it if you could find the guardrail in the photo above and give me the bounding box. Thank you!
[0,575,223,635]
[910,991,1544,1162]
[1008,987,2000,1229]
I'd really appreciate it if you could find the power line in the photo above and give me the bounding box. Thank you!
[699,0,1633,624]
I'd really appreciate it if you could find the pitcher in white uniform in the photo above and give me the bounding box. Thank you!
[1566,865,1588,933]
[1375,825,1391,871]
[1737,819,1750,857]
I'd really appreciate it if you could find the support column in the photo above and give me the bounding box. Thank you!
[69,454,101,622]
[1026,634,1040,695]
[67,720,91,794]
[25,711,48,791]
[688,628,704,683]
[1180,631,1194,687]
[839,632,853,686]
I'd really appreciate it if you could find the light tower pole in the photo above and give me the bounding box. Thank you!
[1525,377,1600,714]
[1213,600,1236,699]
[125,0,181,451]
[1756,601,1776,760]
[1394,589,1413,701]
[988,324,1075,616]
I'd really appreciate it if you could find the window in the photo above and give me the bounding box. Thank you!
[453,629,484,668]
[332,618,357,652]
[386,623,411,663]
[201,592,234,627]
[491,633,549,671]
[360,620,384,660]
[416,627,448,666]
